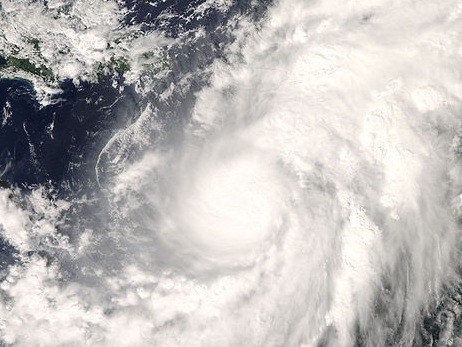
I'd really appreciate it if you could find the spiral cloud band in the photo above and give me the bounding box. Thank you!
[1,0,462,346]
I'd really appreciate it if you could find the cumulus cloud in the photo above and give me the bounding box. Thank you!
[1,0,462,346]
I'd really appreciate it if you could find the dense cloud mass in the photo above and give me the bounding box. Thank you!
[1,0,462,346]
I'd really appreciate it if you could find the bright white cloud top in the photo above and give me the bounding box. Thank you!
[0,0,462,346]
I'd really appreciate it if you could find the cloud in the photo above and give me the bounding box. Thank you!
[1,0,462,346]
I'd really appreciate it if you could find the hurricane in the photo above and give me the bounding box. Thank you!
[0,0,462,346]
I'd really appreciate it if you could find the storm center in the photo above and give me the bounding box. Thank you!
[175,148,285,256]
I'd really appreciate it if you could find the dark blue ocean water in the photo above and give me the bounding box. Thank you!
[2,1,454,345]
[0,78,136,190]
[0,0,274,275]
[0,0,273,195]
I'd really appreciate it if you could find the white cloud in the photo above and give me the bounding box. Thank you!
[1,0,462,346]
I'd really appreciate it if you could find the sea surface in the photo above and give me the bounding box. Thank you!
[0,0,462,346]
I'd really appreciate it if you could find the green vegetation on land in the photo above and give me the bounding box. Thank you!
[96,56,131,79]
[0,56,54,80]
[52,4,72,19]
[110,57,131,72]
[28,38,41,52]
